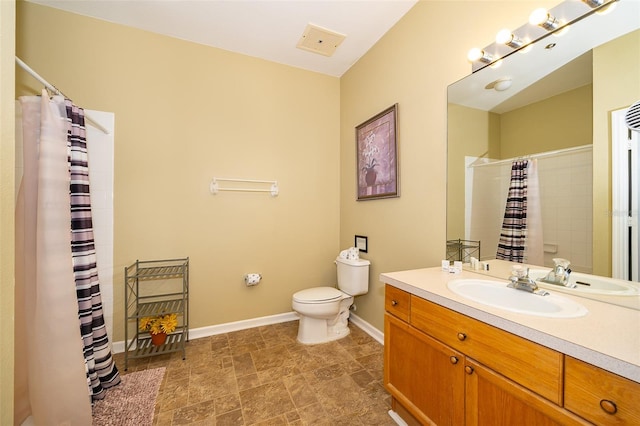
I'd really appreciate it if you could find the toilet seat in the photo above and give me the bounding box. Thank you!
[293,287,343,304]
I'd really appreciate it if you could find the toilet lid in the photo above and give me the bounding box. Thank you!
[293,287,343,303]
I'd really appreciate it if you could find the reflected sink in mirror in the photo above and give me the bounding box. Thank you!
[447,279,588,318]
[528,269,640,297]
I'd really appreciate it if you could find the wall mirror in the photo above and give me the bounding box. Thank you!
[447,0,640,310]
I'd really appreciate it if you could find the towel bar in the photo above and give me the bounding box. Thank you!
[210,178,279,196]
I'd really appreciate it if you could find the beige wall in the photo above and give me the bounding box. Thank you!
[446,104,497,239]
[592,29,640,277]
[500,84,592,158]
[16,1,341,341]
[340,0,556,332]
[1,0,16,422]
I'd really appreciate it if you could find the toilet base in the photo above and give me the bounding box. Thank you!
[296,309,350,345]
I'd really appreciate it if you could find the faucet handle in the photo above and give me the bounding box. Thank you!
[552,258,570,268]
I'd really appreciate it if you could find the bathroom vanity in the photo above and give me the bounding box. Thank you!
[381,267,640,425]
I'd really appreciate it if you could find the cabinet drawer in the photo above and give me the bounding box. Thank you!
[565,356,640,425]
[385,284,410,322]
[411,296,563,405]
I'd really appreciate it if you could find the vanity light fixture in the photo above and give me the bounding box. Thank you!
[496,29,524,49]
[529,8,562,31]
[581,0,605,7]
[467,0,621,71]
[467,48,494,64]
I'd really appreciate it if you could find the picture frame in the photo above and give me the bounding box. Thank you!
[356,104,398,200]
[355,235,368,253]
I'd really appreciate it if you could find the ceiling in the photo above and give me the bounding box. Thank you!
[28,0,418,77]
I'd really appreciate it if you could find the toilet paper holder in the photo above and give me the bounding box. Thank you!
[245,273,262,286]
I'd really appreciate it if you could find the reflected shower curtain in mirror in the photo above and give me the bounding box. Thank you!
[14,91,119,425]
[496,160,529,262]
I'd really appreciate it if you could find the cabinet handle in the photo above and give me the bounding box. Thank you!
[391,300,398,306]
[600,399,618,415]
[457,332,467,341]
[465,365,474,375]
[450,356,459,365]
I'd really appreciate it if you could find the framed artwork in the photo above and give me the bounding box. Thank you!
[356,104,398,200]
[355,235,368,253]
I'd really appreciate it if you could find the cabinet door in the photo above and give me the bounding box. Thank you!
[565,356,640,425]
[464,359,589,426]
[385,313,464,426]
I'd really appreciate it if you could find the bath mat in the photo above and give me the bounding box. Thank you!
[93,367,165,426]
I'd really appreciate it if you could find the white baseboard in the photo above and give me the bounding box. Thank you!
[112,311,383,353]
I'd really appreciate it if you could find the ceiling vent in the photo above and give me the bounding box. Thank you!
[296,23,346,57]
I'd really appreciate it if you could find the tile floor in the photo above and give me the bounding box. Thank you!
[113,320,396,425]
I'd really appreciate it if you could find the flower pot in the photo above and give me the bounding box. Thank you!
[150,332,167,346]
[365,169,377,186]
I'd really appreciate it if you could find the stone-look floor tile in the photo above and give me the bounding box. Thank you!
[189,368,237,403]
[239,381,296,424]
[256,364,300,384]
[296,402,329,424]
[284,409,301,423]
[231,341,267,356]
[283,373,319,409]
[344,341,383,359]
[251,414,288,425]
[350,368,376,389]
[233,351,257,377]
[307,363,347,384]
[237,372,261,391]
[288,348,324,373]
[156,377,190,412]
[341,359,367,375]
[214,393,241,414]
[153,409,174,426]
[228,328,263,347]
[139,321,392,425]
[216,408,245,425]
[251,344,291,372]
[356,400,398,425]
[172,400,216,425]
[315,374,374,418]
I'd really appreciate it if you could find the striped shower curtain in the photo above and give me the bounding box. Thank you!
[15,91,119,425]
[496,160,529,262]
[66,100,121,400]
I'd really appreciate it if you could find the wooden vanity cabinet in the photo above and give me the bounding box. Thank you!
[565,356,640,425]
[385,313,465,425]
[384,285,589,425]
[466,359,587,426]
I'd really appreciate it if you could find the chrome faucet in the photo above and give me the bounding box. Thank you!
[507,266,550,296]
[539,258,576,288]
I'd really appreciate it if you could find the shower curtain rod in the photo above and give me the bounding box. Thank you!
[470,144,592,168]
[15,56,110,134]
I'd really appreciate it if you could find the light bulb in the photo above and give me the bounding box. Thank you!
[467,48,483,62]
[496,29,524,48]
[496,29,513,44]
[529,8,549,25]
[529,8,560,30]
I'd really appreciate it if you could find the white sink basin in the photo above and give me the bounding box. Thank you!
[528,269,640,296]
[447,279,588,318]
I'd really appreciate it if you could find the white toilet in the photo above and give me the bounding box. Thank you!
[292,256,370,344]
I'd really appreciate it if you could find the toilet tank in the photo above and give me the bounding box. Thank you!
[335,257,370,296]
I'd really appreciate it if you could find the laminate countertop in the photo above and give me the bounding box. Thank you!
[380,264,640,383]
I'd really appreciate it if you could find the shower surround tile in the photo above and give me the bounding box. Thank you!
[113,320,394,425]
